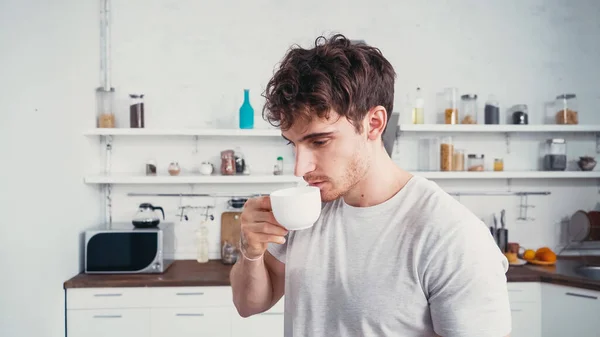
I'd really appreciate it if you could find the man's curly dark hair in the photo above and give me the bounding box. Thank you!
[262,34,397,134]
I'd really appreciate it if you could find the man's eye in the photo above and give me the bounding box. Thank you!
[313,140,328,147]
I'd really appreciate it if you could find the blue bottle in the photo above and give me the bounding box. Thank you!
[239,89,254,129]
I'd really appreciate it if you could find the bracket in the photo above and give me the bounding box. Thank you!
[105,184,113,226]
[504,133,511,154]
[596,133,600,154]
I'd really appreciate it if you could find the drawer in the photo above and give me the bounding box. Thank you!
[151,307,231,337]
[149,286,233,308]
[67,308,151,337]
[67,288,150,309]
[507,282,541,303]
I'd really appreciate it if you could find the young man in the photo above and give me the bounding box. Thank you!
[230,34,511,337]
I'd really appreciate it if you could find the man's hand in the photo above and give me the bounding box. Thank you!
[239,196,288,259]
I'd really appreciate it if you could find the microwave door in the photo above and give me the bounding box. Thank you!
[86,232,158,273]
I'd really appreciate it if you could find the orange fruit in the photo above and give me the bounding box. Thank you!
[536,247,551,254]
[537,250,557,263]
[523,249,536,261]
[535,247,554,260]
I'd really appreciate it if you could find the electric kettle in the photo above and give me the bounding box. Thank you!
[132,203,165,228]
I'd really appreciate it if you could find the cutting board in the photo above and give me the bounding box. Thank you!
[221,211,242,250]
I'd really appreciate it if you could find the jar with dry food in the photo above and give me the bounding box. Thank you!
[168,162,181,176]
[452,149,465,171]
[553,94,578,124]
[460,94,478,124]
[96,87,115,128]
[220,150,236,175]
[440,136,454,171]
[494,158,504,171]
[467,154,485,171]
[443,88,459,125]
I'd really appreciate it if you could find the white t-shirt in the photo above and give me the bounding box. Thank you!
[267,175,511,337]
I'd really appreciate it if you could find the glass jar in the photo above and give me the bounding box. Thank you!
[273,156,284,175]
[484,95,500,125]
[467,154,485,171]
[129,94,145,128]
[221,150,236,175]
[418,138,440,171]
[168,162,181,176]
[543,138,567,171]
[452,149,465,171]
[510,104,529,125]
[440,136,454,171]
[443,88,459,125]
[145,159,157,176]
[554,94,578,124]
[494,158,504,171]
[412,87,425,124]
[96,87,115,128]
[460,94,478,124]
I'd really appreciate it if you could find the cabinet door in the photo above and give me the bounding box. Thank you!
[542,284,600,337]
[67,309,150,337]
[231,312,284,337]
[509,302,541,337]
[151,307,231,337]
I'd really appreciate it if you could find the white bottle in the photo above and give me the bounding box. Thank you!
[195,223,209,263]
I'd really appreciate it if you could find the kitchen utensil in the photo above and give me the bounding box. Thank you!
[221,211,242,251]
[199,162,214,175]
[491,214,498,241]
[577,156,597,171]
[227,198,247,209]
[568,210,600,241]
[496,210,509,253]
[270,186,322,230]
[132,203,165,228]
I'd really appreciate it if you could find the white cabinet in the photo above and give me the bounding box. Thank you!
[67,308,150,337]
[66,286,284,337]
[507,282,541,337]
[542,283,600,337]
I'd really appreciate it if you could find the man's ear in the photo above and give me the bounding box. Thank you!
[365,106,387,141]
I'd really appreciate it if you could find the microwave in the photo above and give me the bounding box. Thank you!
[84,222,175,274]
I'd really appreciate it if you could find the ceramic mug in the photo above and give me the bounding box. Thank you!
[270,186,322,230]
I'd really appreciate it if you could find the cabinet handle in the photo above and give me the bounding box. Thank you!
[260,312,284,316]
[508,289,523,292]
[176,313,204,317]
[565,292,598,300]
[93,293,122,297]
[510,309,522,312]
[93,315,122,319]
[176,292,204,296]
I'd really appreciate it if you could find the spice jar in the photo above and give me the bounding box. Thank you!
[467,154,485,171]
[440,137,454,171]
[554,94,578,124]
[221,150,236,175]
[145,159,157,176]
[443,88,459,125]
[129,94,145,128]
[168,162,181,176]
[510,104,529,125]
[273,156,284,175]
[460,94,478,124]
[452,149,465,171]
[96,87,115,128]
[494,158,504,171]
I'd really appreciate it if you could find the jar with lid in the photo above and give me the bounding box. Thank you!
[418,137,440,171]
[440,136,454,171]
[221,150,236,175]
[452,149,465,171]
[543,138,567,171]
[273,156,284,175]
[168,162,181,176]
[195,224,209,263]
[484,95,500,125]
[510,104,529,125]
[129,94,145,128]
[460,94,478,124]
[467,154,485,171]
[494,158,504,171]
[412,87,425,124]
[96,87,115,128]
[553,94,578,124]
[443,88,459,125]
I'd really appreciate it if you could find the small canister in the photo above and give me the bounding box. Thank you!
[467,154,485,171]
[221,150,236,175]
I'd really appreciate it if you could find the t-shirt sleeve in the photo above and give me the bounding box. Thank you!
[266,235,288,263]
[423,219,511,337]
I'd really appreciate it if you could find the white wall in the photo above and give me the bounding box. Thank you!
[0,1,102,337]
[1,0,600,336]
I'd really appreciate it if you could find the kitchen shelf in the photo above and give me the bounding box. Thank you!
[412,171,600,179]
[84,174,303,184]
[399,124,600,133]
[83,128,282,137]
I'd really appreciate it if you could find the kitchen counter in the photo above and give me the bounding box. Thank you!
[64,257,600,291]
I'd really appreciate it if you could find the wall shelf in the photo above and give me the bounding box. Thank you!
[412,171,600,179]
[83,128,282,137]
[84,174,303,184]
[399,124,600,133]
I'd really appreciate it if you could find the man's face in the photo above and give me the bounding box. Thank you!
[282,111,371,202]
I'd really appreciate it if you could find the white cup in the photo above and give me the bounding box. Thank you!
[270,186,322,230]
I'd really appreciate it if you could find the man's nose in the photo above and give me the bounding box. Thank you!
[294,147,316,177]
